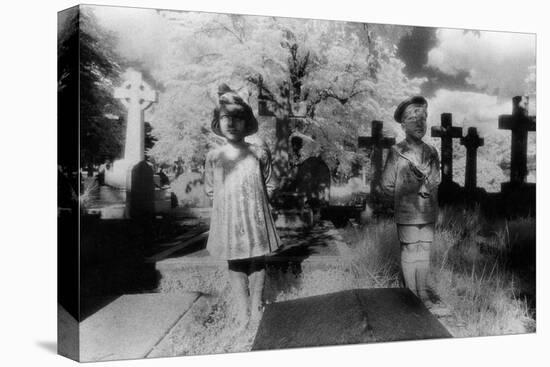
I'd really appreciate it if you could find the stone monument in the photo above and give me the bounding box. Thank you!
[105,69,158,219]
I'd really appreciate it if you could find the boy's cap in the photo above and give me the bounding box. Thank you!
[211,85,258,137]
[394,96,428,123]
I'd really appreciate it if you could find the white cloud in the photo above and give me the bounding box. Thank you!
[426,89,511,133]
[88,5,172,71]
[427,29,535,98]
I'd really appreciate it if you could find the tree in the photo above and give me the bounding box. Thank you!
[144,12,424,179]
[77,8,125,172]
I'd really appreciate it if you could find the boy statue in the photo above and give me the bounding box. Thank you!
[380,96,445,311]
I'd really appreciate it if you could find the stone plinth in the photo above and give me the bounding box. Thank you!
[252,288,452,350]
[79,293,201,362]
[104,159,134,189]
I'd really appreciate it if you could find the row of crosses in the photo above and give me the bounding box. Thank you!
[359,96,535,194]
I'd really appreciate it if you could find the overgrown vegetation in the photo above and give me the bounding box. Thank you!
[160,207,534,356]
[339,206,536,337]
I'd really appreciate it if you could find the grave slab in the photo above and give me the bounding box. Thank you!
[252,288,451,351]
[79,292,200,362]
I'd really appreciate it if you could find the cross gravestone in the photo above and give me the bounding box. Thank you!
[115,69,157,165]
[431,113,462,187]
[460,127,484,193]
[499,96,536,191]
[257,78,295,187]
[257,74,275,117]
[358,120,395,195]
[105,68,157,219]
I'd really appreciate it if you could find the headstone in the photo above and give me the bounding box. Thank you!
[252,288,451,350]
[105,69,157,189]
[105,69,157,219]
[499,96,536,189]
[257,76,303,186]
[257,74,275,117]
[127,161,155,219]
[294,156,331,210]
[115,69,157,164]
[358,120,395,193]
[431,113,463,186]
[273,116,292,181]
[460,127,484,193]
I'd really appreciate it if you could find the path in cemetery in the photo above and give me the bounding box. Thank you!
[152,220,353,295]
[76,220,353,360]
[78,220,454,360]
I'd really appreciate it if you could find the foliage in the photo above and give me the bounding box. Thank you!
[139,13,424,177]
[74,8,125,168]
[338,207,535,337]
[58,8,80,173]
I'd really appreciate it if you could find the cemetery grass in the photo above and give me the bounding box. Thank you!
[340,206,536,338]
[167,207,535,356]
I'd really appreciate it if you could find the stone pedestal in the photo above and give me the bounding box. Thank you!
[252,288,452,350]
[104,159,155,219]
[126,160,155,220]
[104,159,136,189]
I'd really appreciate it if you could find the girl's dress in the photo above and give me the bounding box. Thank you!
[204,142,281,260]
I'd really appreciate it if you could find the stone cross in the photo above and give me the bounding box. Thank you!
[431,113,463,186]
[114,69,157,163]
[358,120,395,194]
[257,74,275,117]
[498,96,536,186]
[256,79,294,187]
[460,127,484,192]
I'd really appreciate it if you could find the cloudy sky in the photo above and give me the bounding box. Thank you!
[92,6,536,134]
[397,26,535,133]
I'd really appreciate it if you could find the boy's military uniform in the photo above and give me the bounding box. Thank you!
[380,96,442,304]
[380,140,440,224]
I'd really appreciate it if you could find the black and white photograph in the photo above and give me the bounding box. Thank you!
[0,0,540,367]
[55,3,540,362]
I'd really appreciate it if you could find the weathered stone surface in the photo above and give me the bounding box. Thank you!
[252,288,451,350]
[354,288,452,341]
[79,293,200,362]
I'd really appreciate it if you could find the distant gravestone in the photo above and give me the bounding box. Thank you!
[358,120,395,194]
[460,127,484,193]
[431,113,463,187]
[106,69,157,219]
[252,288,451,350]
[127,161,155,219]
[499,96,536,191]
[294,156,331,210]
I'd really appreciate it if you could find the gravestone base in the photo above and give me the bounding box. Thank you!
[104,159,136,189]
[252,288,452,350]
[500,181,536,194]
[500,182,536,217]
[437,181,463,205]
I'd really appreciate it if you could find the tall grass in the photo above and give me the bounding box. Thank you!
[429,206,535,336]
[338,205,535,337]
[340,205,535,337]
[167,207,535,356]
